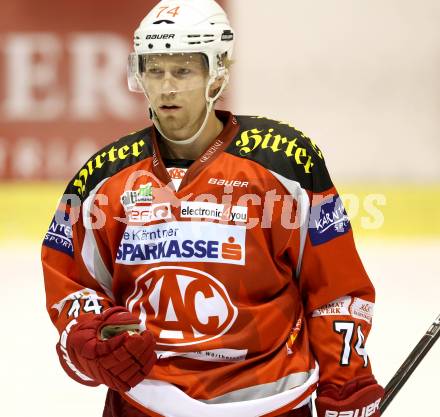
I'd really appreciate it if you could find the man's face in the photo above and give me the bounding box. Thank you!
[140,53,209,140]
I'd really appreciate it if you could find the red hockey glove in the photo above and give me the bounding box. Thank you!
[315,375,384,417]
[56,306,156,392]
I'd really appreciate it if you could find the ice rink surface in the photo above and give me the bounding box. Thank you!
[1,239,438,417]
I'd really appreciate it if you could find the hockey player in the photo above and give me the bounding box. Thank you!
[42,1,384,416]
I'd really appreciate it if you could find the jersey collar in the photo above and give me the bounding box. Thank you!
[150,110,239,192]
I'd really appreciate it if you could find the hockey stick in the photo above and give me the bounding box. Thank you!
[380,313,440,413]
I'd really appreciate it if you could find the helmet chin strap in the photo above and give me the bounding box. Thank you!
[135,73,228,147]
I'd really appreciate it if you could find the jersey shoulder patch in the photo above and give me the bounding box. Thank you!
[66,127,154,200]
[226,115,332,192]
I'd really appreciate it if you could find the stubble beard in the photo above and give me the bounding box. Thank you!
[158,106,207,141]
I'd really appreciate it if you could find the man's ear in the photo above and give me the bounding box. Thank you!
[208,76,226,98]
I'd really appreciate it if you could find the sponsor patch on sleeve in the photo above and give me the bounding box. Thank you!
[43,212,74,257]
[309,194,351,246]
[350,297,374,324]
[312,296,352,317]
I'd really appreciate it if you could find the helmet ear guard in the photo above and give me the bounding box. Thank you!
[206,69,229,104]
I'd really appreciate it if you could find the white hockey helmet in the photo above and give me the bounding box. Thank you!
[128,0,234,96]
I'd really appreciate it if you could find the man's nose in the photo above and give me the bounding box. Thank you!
[160,72,178,95]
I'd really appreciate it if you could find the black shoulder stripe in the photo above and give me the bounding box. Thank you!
[65,127,154,200]
[226,116,333,193]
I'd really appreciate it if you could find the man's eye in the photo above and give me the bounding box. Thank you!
[146,68,163,75]
[176,68,191,76]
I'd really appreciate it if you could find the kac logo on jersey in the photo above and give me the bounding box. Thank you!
[309,194,351,246]
[43,212,74,257]
[167,167,186,180]
[116,221,246,265]
[126,266,239,347]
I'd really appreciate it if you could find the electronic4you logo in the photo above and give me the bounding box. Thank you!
[126,266,238,346]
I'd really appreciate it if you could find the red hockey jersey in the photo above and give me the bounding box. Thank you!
[42,111,377,417]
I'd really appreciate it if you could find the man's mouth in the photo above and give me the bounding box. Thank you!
[159,105,181,112]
